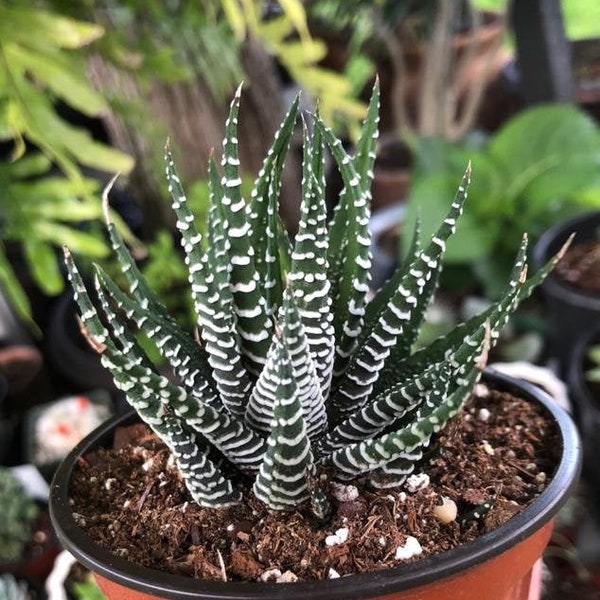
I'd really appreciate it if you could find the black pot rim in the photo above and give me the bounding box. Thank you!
[50,369,581,600]
[532,210,600,311]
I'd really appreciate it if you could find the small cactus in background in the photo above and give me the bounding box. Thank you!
[0,574,30,600]
[66,83,566,515]
[0,468,39,563]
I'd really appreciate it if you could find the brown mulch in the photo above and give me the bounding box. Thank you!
[68,384,560,583]
[554,240,600,295]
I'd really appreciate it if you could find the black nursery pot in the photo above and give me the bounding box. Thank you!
[45,290,122,405]
[567,326,600,511]
[49,370,581,600]
[532,210,600,377]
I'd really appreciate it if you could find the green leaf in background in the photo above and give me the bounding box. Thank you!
[487,105,600,207]
[405,171,495,264]
[4,43,106,116]
[0,245,37,335]
[23,238,64,297]
[409,104,600,297]
[72,577,108,600]
[0,5,104,49]
[472,0,600,40]
[0,3,136,327]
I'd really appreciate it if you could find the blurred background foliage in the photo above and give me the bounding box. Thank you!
[0,0,368,332]
[1,0,600,334]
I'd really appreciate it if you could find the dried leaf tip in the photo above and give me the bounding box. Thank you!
[102,173,121,225]
[476,321,492,370]
[556,233,576,262]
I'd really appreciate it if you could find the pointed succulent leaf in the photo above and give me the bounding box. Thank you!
[324,365,481,481]
[322,85,378,342]
[263,168,287,314]
[252,335,314,510]
[351,80,380,199]
[359,215,422,344]
[289,122,335,398]
[63,247,110,348]
[368,367,480,489]
[246,288,327,440]
[329,167,469,420]
[315,116,372,374]
[247,95,300,312]
[93,264,216,400]
[373,225,527,397]
[168,150,253,418]
[248,95,300,229]
[101,186,180,333]
[317,357,457,454]
[219,88,272,374]
[65,251,241,506]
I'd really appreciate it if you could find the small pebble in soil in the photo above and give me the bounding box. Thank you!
[474,383,490,397]
[433,497,458,524]
[395,536,423,560]
[478,408,492,422]
[481,440,495,456]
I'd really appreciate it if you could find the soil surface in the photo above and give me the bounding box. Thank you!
[554,240,600,295]
[68,383,560,583]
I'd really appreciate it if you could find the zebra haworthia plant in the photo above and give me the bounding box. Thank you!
[65,83,565,514]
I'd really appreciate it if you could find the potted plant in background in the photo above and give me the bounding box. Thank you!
[0,467,59,586]
[532,210,600,377]
[307,0,510,210]
[567,327,600,525]
[406,103,600,299]
[50,84,580,600]
[0,573,41,600]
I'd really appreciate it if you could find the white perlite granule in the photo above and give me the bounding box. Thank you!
[325,527,349,547]
[330,482,359,502]
[405,473,430,493]
[394,536,423,560]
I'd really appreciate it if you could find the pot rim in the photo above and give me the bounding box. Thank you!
[532,210,600,311]
[50,369,581,600]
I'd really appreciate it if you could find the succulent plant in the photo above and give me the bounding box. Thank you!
[0,574,31,600]
[0,468,39,563]
[65,83,565,515]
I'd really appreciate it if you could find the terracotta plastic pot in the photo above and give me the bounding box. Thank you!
[532,210,600,378]
[50,370,581,600]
